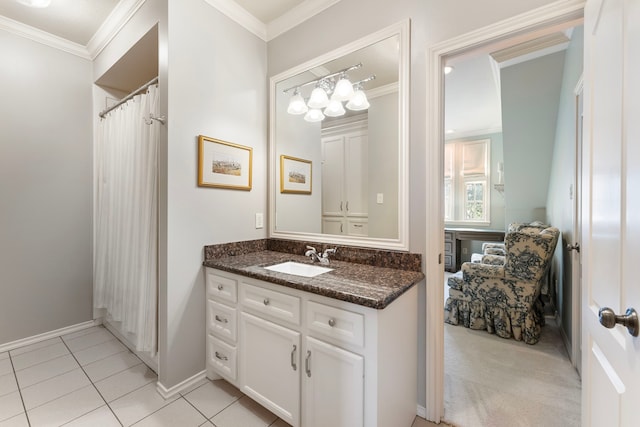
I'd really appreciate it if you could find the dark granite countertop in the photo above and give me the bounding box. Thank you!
[203,250,424,310]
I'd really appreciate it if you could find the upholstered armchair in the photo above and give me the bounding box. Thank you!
[444,223,560,344]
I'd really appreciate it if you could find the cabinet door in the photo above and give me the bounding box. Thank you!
[321,136,345,217]
[303,336,364,427]
[240,312,300,426]
[344,132,368,218]
[322,216,345,235]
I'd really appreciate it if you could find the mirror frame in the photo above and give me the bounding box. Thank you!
[269,20,410,251]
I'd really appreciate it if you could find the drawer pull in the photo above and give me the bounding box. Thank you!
[217,284,224,291]
[263,298,270,306]
[214,351,228,361]
[353,224,363,228]
[328,318,336,327]
[291,345,297,371]
[215,315,228,324]
[305,351,311,377]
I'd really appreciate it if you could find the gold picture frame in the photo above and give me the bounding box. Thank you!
[198,135,252,190]
[280,155,312,194]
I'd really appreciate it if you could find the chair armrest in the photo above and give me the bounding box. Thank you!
[462,262,505,280]
[481,254,505,265]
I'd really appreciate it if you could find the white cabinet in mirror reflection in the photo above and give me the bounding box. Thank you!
[321,120,368,236]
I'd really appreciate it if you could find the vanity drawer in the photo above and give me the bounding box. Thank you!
[206,270,238,304]
[207,334,237,382]
[347,219,368,237]
[240,283,301,326]
[207,299,237,342]
[306,301,364,348]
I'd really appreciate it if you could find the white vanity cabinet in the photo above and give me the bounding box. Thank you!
[205,267,417,427]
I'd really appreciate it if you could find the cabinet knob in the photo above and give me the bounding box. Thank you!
[328,318,336,327]
[263,298,270,306]
[217,285,224,291]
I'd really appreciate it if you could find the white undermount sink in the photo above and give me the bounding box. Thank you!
[264,261,333,278]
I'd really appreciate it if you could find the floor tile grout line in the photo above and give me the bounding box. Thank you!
[59,333,125,427]
[74,346,131,370]
[119,391,183,426]
[7,347,32,427]
[8,337,63,359]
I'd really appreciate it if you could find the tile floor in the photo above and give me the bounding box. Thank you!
[0,326,437,427]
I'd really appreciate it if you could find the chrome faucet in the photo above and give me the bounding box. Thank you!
[305,246,337,264]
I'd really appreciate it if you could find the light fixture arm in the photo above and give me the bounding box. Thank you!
[282,63,363,94]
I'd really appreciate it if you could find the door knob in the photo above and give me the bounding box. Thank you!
[599,307,639,337]
[566,243,580,253]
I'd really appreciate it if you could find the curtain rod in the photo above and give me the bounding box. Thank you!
[98,76,158,118]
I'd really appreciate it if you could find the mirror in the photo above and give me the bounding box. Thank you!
[269,21,409,251]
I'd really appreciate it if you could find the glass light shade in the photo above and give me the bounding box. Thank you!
[307,87,329,109]
[304,109,325,123]
[345,89,370,111]
[324,98,346,117]
[287,92,308,115]
[333,77,355,101]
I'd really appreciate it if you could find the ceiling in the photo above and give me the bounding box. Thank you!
[1,0,579,136]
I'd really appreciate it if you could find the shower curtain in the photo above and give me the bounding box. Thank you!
[94,84,159,354]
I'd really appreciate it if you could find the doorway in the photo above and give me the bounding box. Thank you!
[424,3,585,423]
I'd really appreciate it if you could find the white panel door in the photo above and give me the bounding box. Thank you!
[582,1,640,425]
[321,136,345,217]
[344,132,368,218]
[240,312,300,426]
[303,336,364,427]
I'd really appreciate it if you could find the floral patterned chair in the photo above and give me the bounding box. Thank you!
[444,222,559,344]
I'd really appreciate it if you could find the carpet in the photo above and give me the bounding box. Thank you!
[443,310,581,426]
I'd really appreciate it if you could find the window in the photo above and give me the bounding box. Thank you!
[444,139,490,224]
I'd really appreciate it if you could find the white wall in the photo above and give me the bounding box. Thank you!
[546,26,584,343]
[368,91,399,239]
[267,0,560,408]
[0,30,93,344]
[274,75,322,234]
[501,51,566,225]
[161,0,267,388]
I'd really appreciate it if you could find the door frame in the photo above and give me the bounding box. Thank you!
[424,0,586,421]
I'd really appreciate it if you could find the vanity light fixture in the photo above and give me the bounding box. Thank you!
[286,88,308,115]
[16,0,51,7]
[307,84,330,109]
[332,73,355,101]
[304,108,325,123]
[284,63,377,123]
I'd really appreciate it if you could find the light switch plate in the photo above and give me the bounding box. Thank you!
[255,213,264,229]
[376,193,384,204]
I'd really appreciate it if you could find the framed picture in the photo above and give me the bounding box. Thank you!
[280,155,312,194]
[198,135,252,190]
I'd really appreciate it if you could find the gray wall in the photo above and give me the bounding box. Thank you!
[267,0,560,408]
[501,52,566,225]
[0,31,93,344]
[162,0,268,388]
[547,26,584,344]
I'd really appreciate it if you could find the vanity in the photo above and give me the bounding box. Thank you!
[203,239,423,427]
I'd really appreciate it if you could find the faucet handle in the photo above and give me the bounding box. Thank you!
[323,247,337,257]
[306,245,317,253]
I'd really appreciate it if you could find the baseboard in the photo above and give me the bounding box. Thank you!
[0,319,101,353]
[417,404,427,419]
[156,370,208,399]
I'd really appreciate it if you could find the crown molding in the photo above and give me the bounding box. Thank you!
[86,0,148,60]
[204,0,267,41]
[0,14,89,59]
[267,0,341,41]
